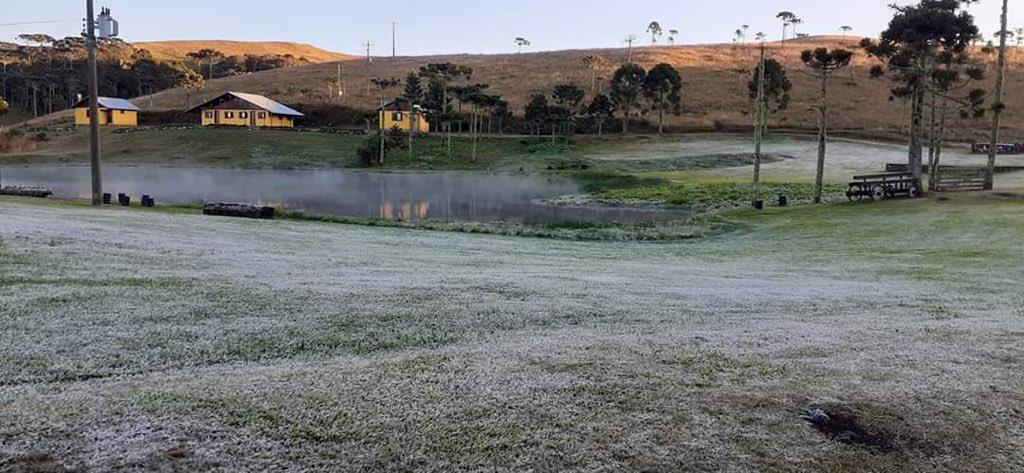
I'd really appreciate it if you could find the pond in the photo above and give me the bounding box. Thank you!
[0,166,689,224]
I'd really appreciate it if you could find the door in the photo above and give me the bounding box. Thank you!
[250,111,257,128]
[214,110,220,125]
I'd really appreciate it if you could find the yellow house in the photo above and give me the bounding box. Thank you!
[187,91,303,128]
[73,97,140,127]
[379,100,429,133]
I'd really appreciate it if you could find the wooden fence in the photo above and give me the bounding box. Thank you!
[933,166,988,191]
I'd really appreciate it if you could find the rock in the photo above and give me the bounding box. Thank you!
[0,186,53,198]
[203,202,275,219]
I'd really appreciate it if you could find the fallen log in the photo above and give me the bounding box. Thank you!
[202,202,275,219]
[0,186,53,198]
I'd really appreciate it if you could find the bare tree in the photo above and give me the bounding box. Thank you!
[582,54,609,95]
[802,48,854,203]
[985,0,1009,190]
[370,76,401,166]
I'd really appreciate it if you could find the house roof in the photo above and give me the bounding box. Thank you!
[379,100,426,113]
[186,91,303,117]
[73,97,141,111]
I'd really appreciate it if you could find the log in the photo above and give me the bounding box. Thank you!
[0,186,53,198]
[203,202,275,219]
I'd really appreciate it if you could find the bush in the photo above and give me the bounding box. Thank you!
[357,132,405,167]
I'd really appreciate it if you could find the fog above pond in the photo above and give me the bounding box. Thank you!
[1,166,688,224]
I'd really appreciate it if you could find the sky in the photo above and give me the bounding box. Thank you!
[3,1,1018,56]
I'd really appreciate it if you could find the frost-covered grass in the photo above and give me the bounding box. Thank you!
[1,195,1023,471]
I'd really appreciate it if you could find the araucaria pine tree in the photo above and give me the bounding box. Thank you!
[801,48,854,203]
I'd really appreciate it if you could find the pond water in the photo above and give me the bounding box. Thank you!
[1,166,689,224]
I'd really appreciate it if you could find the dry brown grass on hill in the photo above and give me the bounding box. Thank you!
[134,40,354,63]
[68,37,1024,139]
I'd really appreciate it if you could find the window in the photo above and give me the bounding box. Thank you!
[120,110,126,114]
[258,112,266,119]
[239,112,248,119]
[204,111,214,119]
[225,112,234,119]
[392,112,403,121]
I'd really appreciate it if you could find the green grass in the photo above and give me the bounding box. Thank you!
[2,194,1024,470]
[0,128,648,172]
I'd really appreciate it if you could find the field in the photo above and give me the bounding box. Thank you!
[116,36,1024,140]
[133,40,355,63]
[1,192,1023,471]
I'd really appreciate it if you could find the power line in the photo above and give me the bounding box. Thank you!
[0,19,77,27]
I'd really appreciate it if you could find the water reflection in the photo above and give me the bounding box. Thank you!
[1,166,689,224]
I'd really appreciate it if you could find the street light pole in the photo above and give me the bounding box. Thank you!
[85,0,102,205]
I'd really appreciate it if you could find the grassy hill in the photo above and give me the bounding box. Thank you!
[133,40,355,63]
[128,36,1023,139]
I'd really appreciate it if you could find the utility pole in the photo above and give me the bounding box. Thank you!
[85,0,102,206]
[391,21,397,58]
[985,0,1009,190]
[624,35,637,63]
[363,40,374,64]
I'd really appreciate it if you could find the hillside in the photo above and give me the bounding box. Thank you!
[20,37,1024,139]
[133,40,354,63]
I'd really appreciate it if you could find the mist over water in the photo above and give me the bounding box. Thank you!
[1,166,688,224]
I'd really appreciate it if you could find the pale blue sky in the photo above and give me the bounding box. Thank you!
[4,1,1017,56]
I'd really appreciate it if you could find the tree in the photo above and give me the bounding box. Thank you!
[777,12,797,43]
[802,48,854,203]
[861,0,980,181]
[741,25,750,44]
[643,63,683,134]
[609,63,646,133]
[582,54,609,95]
[791,18,804,38]
[177,68,204,109]
[515,37,531,54]
[986,0,1009,190]
[748,52,792,183]
[840,26,853,38]
[524,93,550,138]
[418,63,472,155]
[647,22,663,45]
[187,48,224,80]
[403,72,424,158]
[370,76,401,166]
[587,94,614,135]
[551,84,585,140]
[17,34,55,48]
[668,30,679,45]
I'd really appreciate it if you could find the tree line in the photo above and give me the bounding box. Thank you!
[0,36,315,118]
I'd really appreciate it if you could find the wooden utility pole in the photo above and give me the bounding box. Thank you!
[753,41,767,184]
[85,0,103,206]
[391,22,397,58]
[363,41,374,64]
[624,35,637,63]
[985,0,1009,190]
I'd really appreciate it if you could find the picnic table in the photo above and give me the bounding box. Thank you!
[847,172,922,202]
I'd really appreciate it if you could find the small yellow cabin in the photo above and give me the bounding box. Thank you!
[379,101,429,133]
[187,91,303,128]
[73,97,140,127]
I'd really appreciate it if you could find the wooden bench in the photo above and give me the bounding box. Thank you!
[971,143,1023,155]
[934,166,987,192]
[847,172,922,202]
